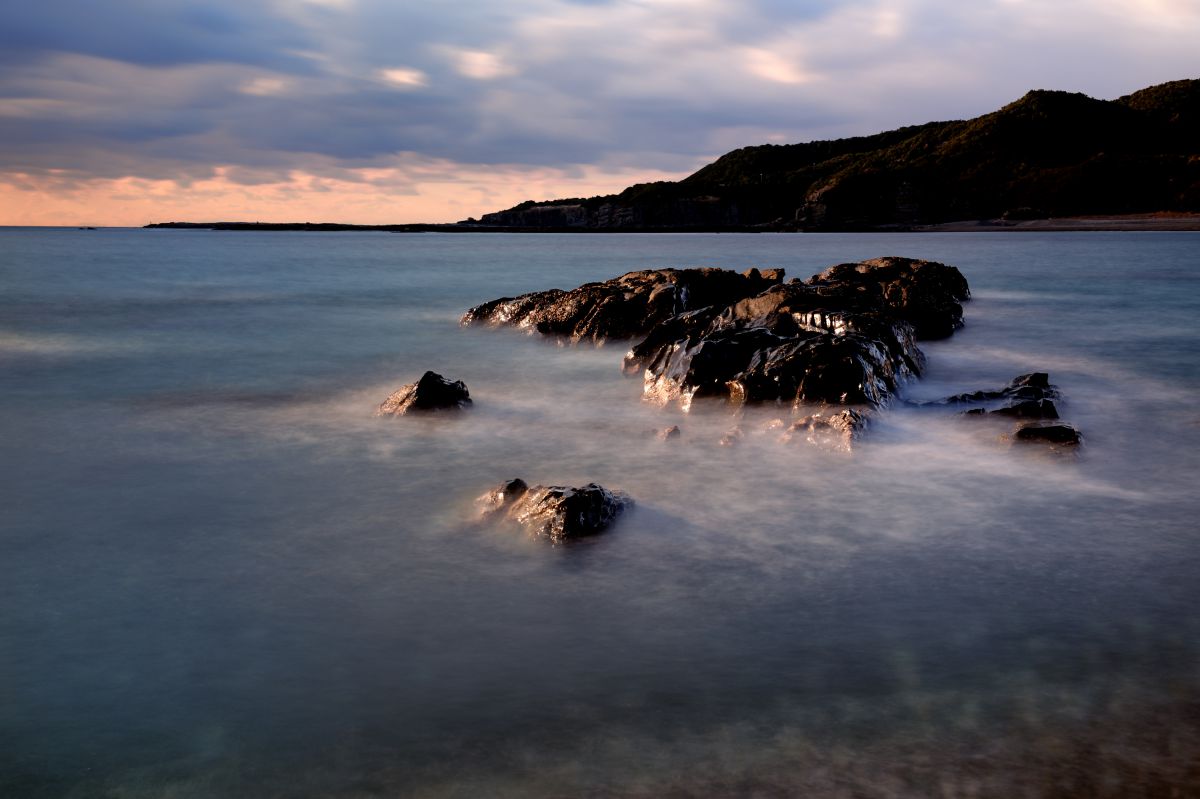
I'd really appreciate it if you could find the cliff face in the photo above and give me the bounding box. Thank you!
[475,79,1200,231]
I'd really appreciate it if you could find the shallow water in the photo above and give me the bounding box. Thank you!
[2,229,1199,797]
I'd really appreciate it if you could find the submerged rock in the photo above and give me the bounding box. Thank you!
[476,477,529,515]
[946,373,1083,447]
[378,371,472,415]
[478,479,632,541]
[719,427,744,446]
[1015,424,1082,445]
[781,408,872,448]
[991,398,1060,419]
[942,373,1062,417]
[942,372,1060,405]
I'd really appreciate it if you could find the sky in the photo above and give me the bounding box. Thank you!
[0,0,1196,226]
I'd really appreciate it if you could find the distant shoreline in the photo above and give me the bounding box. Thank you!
[914,213,1200,232]
[142,213,1200,233]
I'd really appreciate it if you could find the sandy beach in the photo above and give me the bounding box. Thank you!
[918,212,1200,232]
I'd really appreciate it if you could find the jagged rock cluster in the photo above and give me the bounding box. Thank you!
[464,257,969,413]
[477,478,632,541]
[934,372,1082,446]
[461,266,784,343]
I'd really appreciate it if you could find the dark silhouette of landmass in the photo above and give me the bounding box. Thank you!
[147,79,1200,232]
[476,78,1200,231]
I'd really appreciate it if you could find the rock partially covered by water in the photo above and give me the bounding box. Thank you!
[478,479,632,541]
[476,477,529,515]
[943,373,1083,446]
[781,408,872,449]
[462,267,784,343]
[943,372,1060,406]
[942,373,1064,420]
[992,398,1060,419]
[378,371,472,415]
[464,257,968,414]
[1015,424,1082,446]
[628,259,958,411]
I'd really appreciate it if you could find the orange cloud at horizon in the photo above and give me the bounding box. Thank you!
[0,162,689,227]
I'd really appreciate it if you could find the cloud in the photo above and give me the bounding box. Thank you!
[240,77,292,96]
[742,48,819,85]
[0,0,1197,223]
[441,48,516,81]
[377,67,429,89]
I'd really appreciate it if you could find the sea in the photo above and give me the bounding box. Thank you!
[2,228,1199,797]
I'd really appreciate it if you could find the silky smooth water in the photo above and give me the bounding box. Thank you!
[2,230,1199,797]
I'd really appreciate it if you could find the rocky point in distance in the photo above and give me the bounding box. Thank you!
[470,78,1199,232]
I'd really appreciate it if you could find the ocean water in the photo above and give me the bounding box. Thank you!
[2,229,1199,797]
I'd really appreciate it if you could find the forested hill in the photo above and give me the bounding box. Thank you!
[474,79,1200,231]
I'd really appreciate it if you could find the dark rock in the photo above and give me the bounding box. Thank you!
[943,372,1060,405]
[991,398,1060,419]
[805,257,971,339]
[462,267,783,344]
[378,371,472,415]
[1012,372,1051,389]
[949,373,1082,447]
[1015,424,1082,445]
[467,258,970,417]
[476,478,529,515]
[658,425,681,441]
[782,408,872,447]
[506,483,632,541]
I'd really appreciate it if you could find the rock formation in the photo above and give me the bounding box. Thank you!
[936,373,1082,446]
[462,267,783,343]
[464,257,968,414]
[378,371,472,415]
[478,479,632,541]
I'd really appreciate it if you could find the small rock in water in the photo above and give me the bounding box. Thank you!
[782,408,871,448]
[719,427,744,446]
[476,477,529,515]
[658,425,681,441]
[1014,424,1082,446]
[378,371,472,416]
[991,398,1060,419]
[479,479,632,541]
[943,372,1060,406]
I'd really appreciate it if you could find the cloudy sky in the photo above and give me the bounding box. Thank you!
[0,0,1196,225]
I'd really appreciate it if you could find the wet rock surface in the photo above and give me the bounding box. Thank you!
[463,260,1080,456]
[462,267,783,344]
[940,373,1083,446]
[781,408,872,449]
[478,479,632,541]
[942,372,1060,408]
[1015,424,1083,445]
[378,371,472,415]
[465,257,969,413]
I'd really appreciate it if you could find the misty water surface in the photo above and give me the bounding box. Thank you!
[2,229,1199,797]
